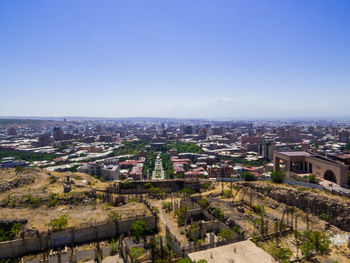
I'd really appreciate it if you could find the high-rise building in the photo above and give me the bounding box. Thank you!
[38,134,51,147]
[7,127,17,136]
[259,140,276,161]
[53,127,64,141]
[339,130,349,143]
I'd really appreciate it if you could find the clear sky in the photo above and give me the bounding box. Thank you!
[1,0,350,119]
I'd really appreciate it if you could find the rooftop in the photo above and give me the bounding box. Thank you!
[277,151,312,157]
[188,240,276,263]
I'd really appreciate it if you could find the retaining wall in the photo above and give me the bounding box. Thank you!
[0,216,156,259]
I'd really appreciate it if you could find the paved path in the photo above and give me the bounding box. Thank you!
[152,153,164,180]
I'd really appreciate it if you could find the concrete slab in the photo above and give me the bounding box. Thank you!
[188,240,277,263]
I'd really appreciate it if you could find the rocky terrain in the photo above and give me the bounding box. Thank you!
[239,182,350,232]
[0,174,35,193]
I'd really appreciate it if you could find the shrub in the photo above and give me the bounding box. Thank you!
[26,194,41,208]
[129,247,143,262]
[319,213,329,222]
[223,189,233,198]
[197,198,209,209]
[253,204,265,216]
[47,193,59,207]
[241,171,256,181]
[179,188,196,196]
[211,207,224,221]
[270,247,292,263]
[232,225,242,235]
[162,201,173,212]
[50,215,68,231]
[107,211,122,222]
[149,186,166,199]
[308,174,319,184]
[201,181,211,191]
[120,179,132,188]
[128,197,138,203]
[15,166,24,173]
[49,174,58,184]
[109,238,118,255]
[297,187,308,192]
[151,206,159,214]
[270,171,285,183]
[217,228,234,241]
[177,259,192,263]
[143,182,152,188]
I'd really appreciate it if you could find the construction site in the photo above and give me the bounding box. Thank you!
[0,168,349,262]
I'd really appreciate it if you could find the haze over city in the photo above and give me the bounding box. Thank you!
[1,0,350,119]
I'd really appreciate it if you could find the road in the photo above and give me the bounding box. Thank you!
[152,153,164,180]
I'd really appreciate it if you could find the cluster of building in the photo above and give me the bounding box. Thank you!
[0,119,349,187]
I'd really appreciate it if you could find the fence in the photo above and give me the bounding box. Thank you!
[0,215,157,259]
[217,177,324,191]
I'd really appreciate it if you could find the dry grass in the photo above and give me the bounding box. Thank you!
[0,169,151,232]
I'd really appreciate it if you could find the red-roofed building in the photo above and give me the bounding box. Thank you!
[120,160,137,168]
[184,171,203,178]
[129,164,143,180]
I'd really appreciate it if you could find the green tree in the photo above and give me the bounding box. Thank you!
[0,148,56,162]
[300,231,330,258]
[270,171,285,183]
[241,171,256,181]
[131,220,149,241]
[0,222,22,242]
[345,142,350,151]
[175,206,188,226]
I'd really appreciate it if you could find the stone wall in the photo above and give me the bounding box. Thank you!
[116,179,202,194]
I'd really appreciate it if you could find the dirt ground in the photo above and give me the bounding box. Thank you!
[0,168,108,199]
[0,202,152,232]
[0,169,151,233]
[201,182,350,263]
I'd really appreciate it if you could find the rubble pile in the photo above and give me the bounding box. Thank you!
[0,175,35,193]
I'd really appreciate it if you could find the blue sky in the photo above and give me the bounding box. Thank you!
[1,0,350,119]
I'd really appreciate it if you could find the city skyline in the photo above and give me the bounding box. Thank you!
[1,0,350,118]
